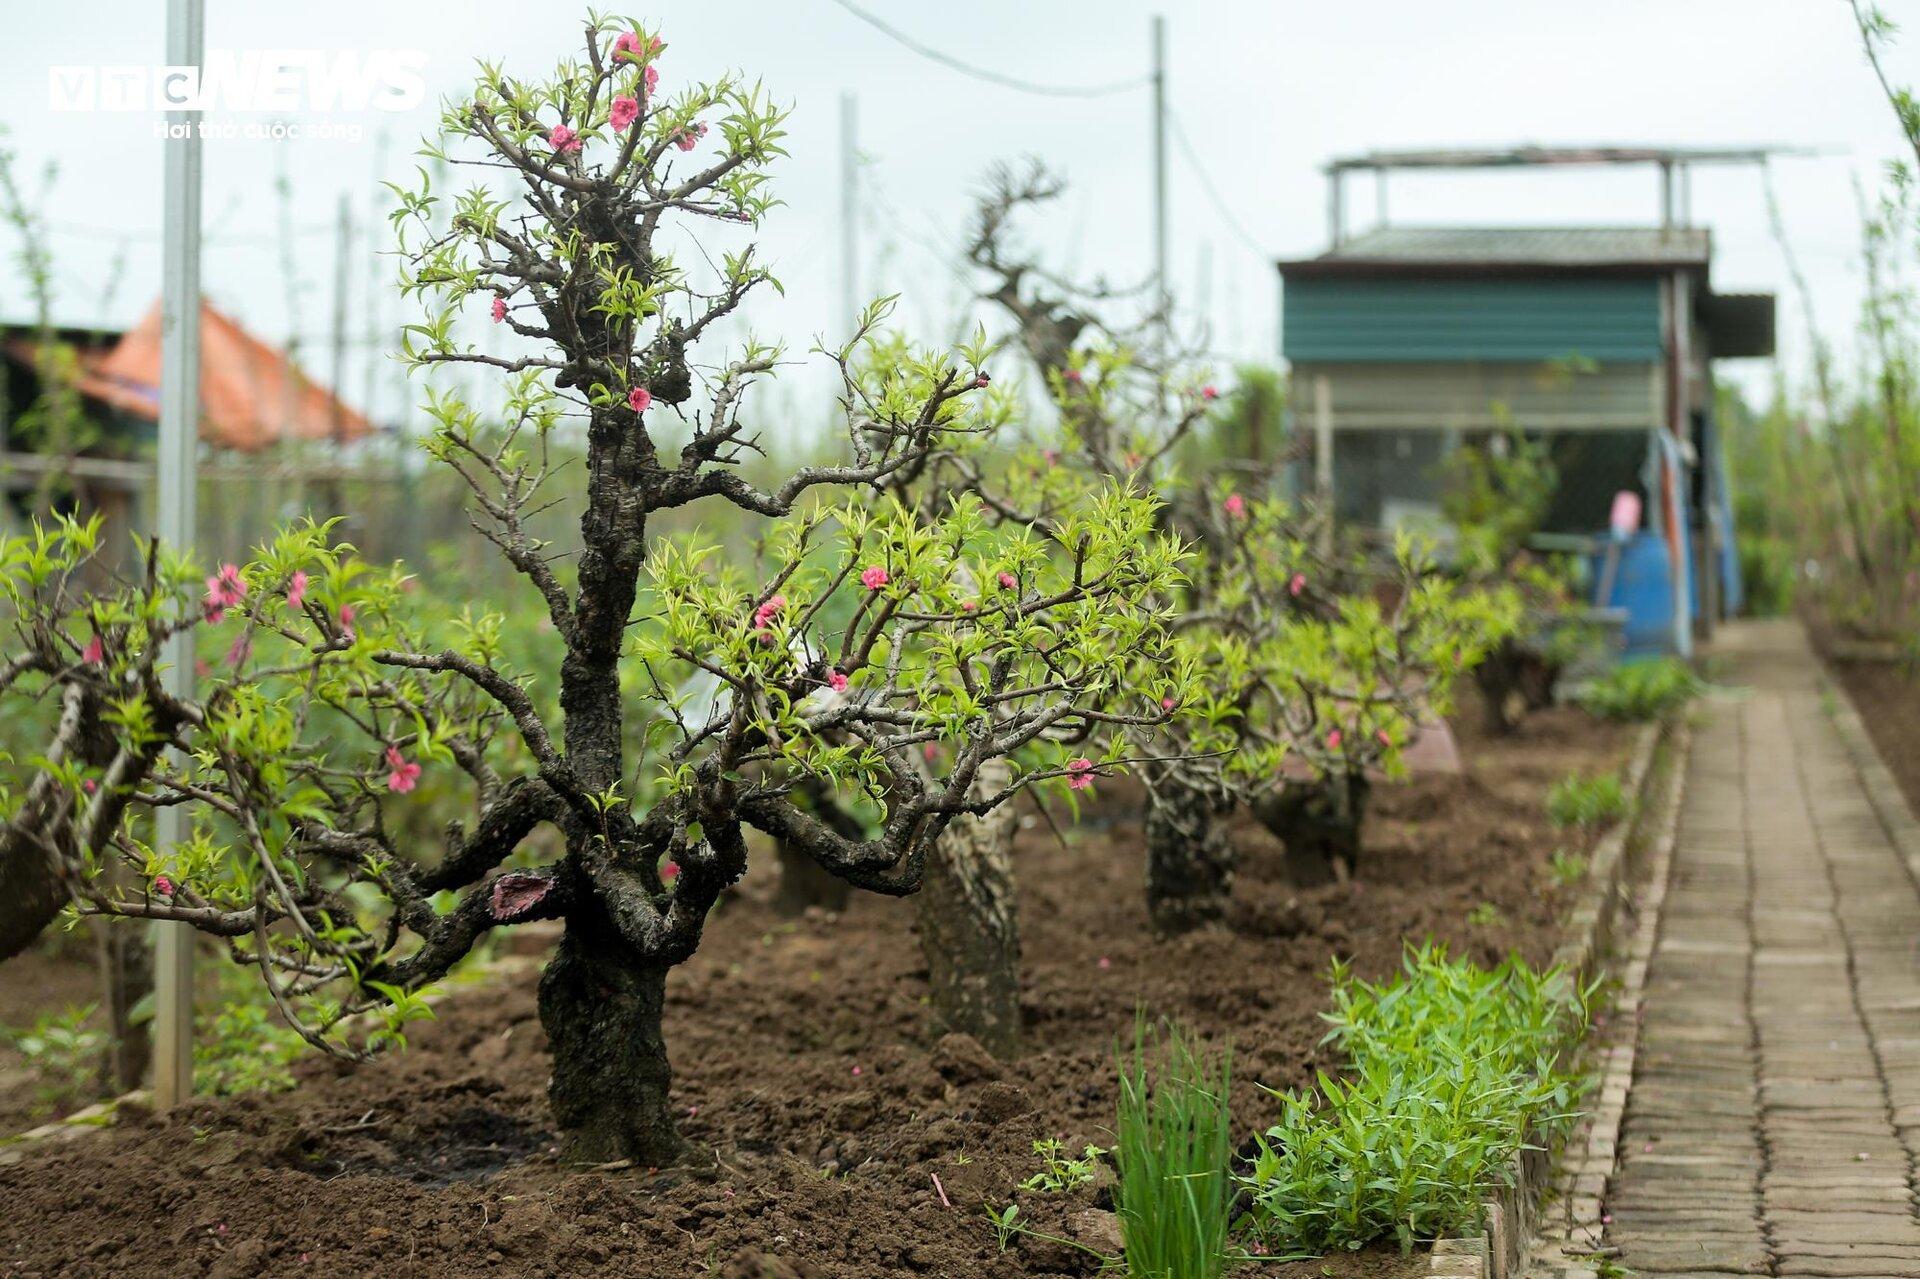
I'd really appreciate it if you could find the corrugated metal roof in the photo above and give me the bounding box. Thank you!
[1313,225,1711,268]
[1326,146,1804,172]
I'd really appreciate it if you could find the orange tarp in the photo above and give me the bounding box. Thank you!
[79,299,375,454]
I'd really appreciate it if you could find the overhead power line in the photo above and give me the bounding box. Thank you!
[827,0,1150,98]
[1167,108,1267,258]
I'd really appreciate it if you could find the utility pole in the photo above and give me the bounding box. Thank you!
[325,192,351,520]
[154,0,205,1111]
[839,92,858,335]
[1151,15,1169,343]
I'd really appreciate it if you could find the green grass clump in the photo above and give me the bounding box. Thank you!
[1114,1019,1234,1279]
[1547,771,1629,830]
[1237,945,1590,1255]
[1576,658,1701,722]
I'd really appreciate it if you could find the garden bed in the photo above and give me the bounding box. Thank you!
[1818,647,1920,818]
[0,706,1633,1278]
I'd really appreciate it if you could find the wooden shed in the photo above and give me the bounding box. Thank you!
[1277,148,1781,655]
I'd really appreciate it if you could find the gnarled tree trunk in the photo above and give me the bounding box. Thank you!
[0,837,67,964]
[1144,782,1235,934]
[1475,637,1560,733]
[916,759,1020,1058]
[1253,772,1370,887]
[538,916,679,1166]
[775,842,851,916]
[95,923,152,1095]
[1473,643,1524,735]
[773,779,856,917]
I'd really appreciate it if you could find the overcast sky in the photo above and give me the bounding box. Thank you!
[0,1,1910,429]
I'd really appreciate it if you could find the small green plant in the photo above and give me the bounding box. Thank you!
[1547,771,1629,830]
[1466,901,1503,928]
[3,1003,102,1114]
[1114,1019,1234,1279]
[1020,1138,1108,1193]
[986,1203,1022,1254]
[1579,1254,1635,1279]
[194,975,309,1096]
[1239,946,1590,1255]
[1549,849,1588,887]
[1576,658,1701,722]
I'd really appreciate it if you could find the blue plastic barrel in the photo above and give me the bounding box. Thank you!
[1590,531,1679,657]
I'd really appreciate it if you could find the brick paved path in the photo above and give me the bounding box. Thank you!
[1606,621,1920,1278]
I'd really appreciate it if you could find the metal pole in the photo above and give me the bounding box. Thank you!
[326,193,351,521]
[1151,14,1168,332]
[1314,373,1335,554]
[154,0,204,1110]
[838,92,858,334]
[1327,168,1344,247]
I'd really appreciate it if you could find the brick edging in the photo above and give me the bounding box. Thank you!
[1428,714,1686,1279]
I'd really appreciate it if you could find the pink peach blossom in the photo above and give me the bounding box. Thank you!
[860,565,889,591]
[153,875,175,897]
[339,604,357,642]
[1289,573,1306,597]
[644,64,660,94]
[828,670,849,692]
[1224,493,1246,518]
[1201,384,1220,401]
[752,594,785,633]
[1161,696,1176,711]
[997,571,1017,590]
[673,121,708,151]
[628,385,653,414]
[286,570,308,610]
[1063,367,1083,384]
[81,634,104,665]
[974,372,991,387]
[548,125,581,155]
[1326,730,1343,750]
[661,860,681,882]
[204,563,246,620]
[1066,757,1095,791]
[610,95,639,131]
[491,296,508,323]
[225,632,252,668]
[384,746,421,794]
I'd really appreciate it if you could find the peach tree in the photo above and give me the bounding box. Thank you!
[0,19,1189,1164]
[993,368,1516,914]
[964,176,1519,919]
[1437,430,1590,733]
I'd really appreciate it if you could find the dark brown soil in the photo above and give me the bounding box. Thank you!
[0,938,99,1132]
[1823,650,1920,818]
[0,705,1631,1279]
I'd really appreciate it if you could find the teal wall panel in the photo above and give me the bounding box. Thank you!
[1282,277,1664,362]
